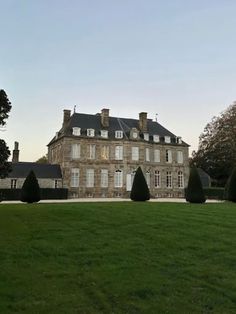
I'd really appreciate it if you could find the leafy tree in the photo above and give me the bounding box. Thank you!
[185,166,206,203]
[0,89,12,178]
[21,170,41,203]
[225,168,236,202]
[36,155,48,164]
[193,102,236,186]
[130,166,150,201]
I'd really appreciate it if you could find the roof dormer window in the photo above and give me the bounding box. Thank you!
[153,135,160,143]
[165,136,171,143]
[115,130,123,139]
[72,127,81,136]
[101,130,108,138]
[87,129,95,137]
[143,133,149,141]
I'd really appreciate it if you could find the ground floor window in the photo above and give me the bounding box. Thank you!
[11,179,17,189]
[86,169,94,187]
[166,171,172,188]
[71,168,79,187]
[114,170,123,188]
[154,170,160,188]
[178,171,184,188]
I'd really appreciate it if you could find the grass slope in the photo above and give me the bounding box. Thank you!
[1,202,236,313]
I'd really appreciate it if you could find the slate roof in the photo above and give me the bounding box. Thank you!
[48,112,189,146]
[8,162,62,179]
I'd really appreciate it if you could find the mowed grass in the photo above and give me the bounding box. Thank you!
[1,202,236,313]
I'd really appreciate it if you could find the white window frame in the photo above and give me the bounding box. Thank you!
[154,149,160,162]
[114,170,123,188]
[87,128,95,137]
[115,146,123,160]
[178,171,184,188]
[153,135,160,143]
[154,170,161,188]
[165,136,171,143]
[11,179,17,189]
[177,151,183,164]
[54,179,61,189]
[146,171,150,187]
[86,169,94,188]
[144,133,149,141]
[71,144,80,160]
[88,144,96,159]
[101,169,108,188]
[72,127,81,136]
[166,171,172,188]
[71,168,80,187]
[132,147,139,161]
[101,130,108,138]
[145,148,150,162]
[101,145,109,160]
[115,130,123,139]
[166,149,172,163]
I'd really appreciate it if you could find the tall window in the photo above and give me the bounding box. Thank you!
[166,149,172,163]
[101,145,109,160]
[88,144,96,159]
[178,171,184,188]
[86,169,94,187]
[72,127,81,136]
[145,148,150,161]
[154,171,160,188]
[177,151,183,164]
[71,168,79,187]
[132,147,139,161]
[101,169,108,188]
[114,170,123,187]
[87,129,95,137]
[166,171,172,188]
[115,130,123,139]
[154,149,160,162]
[115,146,123,160]
[11,179,17,189]
[146,171,150,187]
[71,144,80,159]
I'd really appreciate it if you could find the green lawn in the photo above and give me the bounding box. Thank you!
[1,202,236,313]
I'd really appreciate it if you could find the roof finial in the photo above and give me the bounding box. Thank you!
[155,113,158,122]
[74,105,76,113]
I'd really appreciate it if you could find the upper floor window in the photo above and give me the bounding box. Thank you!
[153,135,160,143]
[166,149,172,163]
[132,147,139,161]
[165,136,171,143]
[143,133,149,141]
[115,146,123,160]
[114,170,123,187]
[71,144,80,160]
[87,129,95,137]
[101,169,109,188]
[101,145,109,160]
[72,127,81,136]
[178,171,184,188]
[86,169,94,187]
[154,149,160,163]
[11,179,17,189]
[115,130,123,139]
[101,130,108,138]
[145,148,150,162]
[88,144,96,159]
[71,168,79,187]
[177,151,183,164]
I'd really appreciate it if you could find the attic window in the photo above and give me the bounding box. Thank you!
[165,136,171,143]
[101,130,108,138]
[72,127,81,136]
[115,130,123,139]
[143,133,149,141]
[177,137,182,144]
[153,135,160,143]
[87,129,95,137]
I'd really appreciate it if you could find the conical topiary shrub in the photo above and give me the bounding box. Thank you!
[185,167,206,203]
[226,168,236,202]
[130,166,150,201]
[21,170,40,203]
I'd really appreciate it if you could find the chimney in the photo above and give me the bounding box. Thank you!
[63,109,71,127]
[139,112,148,132]
[12,141,19,163]
[101,108,109,128]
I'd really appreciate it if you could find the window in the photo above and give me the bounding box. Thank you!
[154,171,160,188]
[146,171,150,187]
[71,168,79,187]
[71,144,80,159]
[177,137,182,144]
[101,130,108,138]
[132,147,139,161]
[178,171,184,188]
[54,179,61,188]
[115,130,123,139]
[144,133,149,141]
[115,146,123,160]
[177,151,183,164]
[86,169,94,187]
[154,149,160,162]
[165,136,171,143]
[72,127,81,136]
[101,145,109,160]
[166,149,172,163]
[11,179,17,189]
[88,144,96,159]
[166,171,172,188]
[114,170,123,187]
[101,169,108,188]
[87,129,95,137]
[145,148,150,161]
[153,135,160,143]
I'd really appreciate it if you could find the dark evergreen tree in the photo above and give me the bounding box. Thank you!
[186,167,206,203]
[130,166,150,201]
[21,170,41,203]
[0,90,12,125]
[226,168,236,202]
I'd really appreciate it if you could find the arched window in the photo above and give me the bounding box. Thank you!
[114,170,123,188]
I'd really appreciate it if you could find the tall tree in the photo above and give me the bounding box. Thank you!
[36,155,48,164]
[193,102,236,185]
[0,89,12,178]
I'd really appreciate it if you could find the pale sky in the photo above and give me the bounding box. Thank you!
[1,0,236,161]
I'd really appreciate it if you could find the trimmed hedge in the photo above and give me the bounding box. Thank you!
[203,188,225,200]
[0,188,68,201]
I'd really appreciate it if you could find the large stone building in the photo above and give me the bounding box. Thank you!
[48,109,189,198]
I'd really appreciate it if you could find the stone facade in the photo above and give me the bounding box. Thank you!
[48,109,189,198]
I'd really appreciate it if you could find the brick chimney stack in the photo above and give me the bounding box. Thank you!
[139,112,148,132]
[63,109,71,127]
[12,141,19,163]
[101,108,109,128]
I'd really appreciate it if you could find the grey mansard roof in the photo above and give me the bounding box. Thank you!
[48,112,189,146]
[8,162,62,179]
